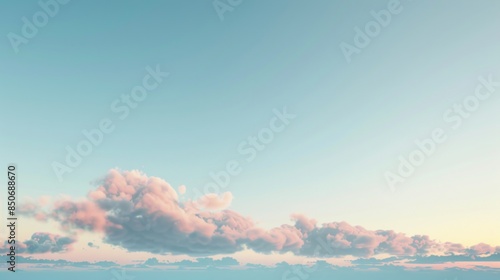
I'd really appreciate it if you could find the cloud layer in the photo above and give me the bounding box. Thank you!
[20,169,500,258]
[1,232,75,254]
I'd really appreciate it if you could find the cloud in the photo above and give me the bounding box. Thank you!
[296,222,469,258]
[467,243,500,256]
[178,185,186,195]
[0,232,75,254]
[15,256,118,268]
[195,192,233,210]
[88,242,100,249]
[140,256,239,268]
[351,257,400,265]
[405,253,500,264]
[172,257,239,267]
[143,257,161,265]
[292,214,317,232]
[19,169,500,259]
[18,201,49,221]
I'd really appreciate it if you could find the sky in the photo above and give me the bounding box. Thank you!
[1,0,500,279]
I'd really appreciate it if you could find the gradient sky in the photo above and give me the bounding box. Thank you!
[1,0,500,276]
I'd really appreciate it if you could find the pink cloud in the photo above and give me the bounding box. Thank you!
[18,169,500,259]
[196,192,233,210]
